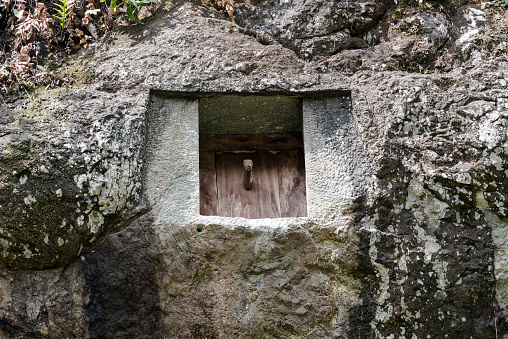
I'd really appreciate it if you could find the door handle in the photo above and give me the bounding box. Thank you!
[243,159,253,190]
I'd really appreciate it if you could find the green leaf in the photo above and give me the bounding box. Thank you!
[110,0,117,12]
[127,0,140,10]
[53,0,73,28]
[102,0,157,22]
[127,6,141,22]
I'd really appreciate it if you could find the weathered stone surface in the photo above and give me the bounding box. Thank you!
[0,90,147,269]
[0,265,88,338]
[348,67,508,337]
[155,221,359,338]
[234,0,389,59]
[0,0,507,337]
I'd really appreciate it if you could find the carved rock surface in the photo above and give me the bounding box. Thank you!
[0,0,507,338]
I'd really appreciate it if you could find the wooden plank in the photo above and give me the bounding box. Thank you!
[200,133,303,152]
[254,151,282,219]
[199,151,218,216]
[278,150,307,217]
[216,151,281,219]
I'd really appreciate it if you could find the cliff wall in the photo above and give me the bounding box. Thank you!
[0,0,507,337]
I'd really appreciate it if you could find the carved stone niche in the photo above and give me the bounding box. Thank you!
[145,91,369,226]
[199,96,306,219]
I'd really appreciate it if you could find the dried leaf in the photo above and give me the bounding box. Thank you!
[85,8,100,17]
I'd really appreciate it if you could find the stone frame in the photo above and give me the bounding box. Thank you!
[144,91,372,228]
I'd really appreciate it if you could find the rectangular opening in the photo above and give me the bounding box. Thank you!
[199,96,307,219]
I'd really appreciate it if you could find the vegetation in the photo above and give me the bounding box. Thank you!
[0,0,160,100]
[0,0,239,99]
[100,0,158,22]
[54,0,74,29]
[481,0,508,9]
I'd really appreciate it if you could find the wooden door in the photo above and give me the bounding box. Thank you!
[200,147,307,219]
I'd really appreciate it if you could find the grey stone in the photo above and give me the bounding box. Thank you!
[0,0,507,337]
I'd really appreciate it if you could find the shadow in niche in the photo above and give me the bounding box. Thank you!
[81,213,162,338]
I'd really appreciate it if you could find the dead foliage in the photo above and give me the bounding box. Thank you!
[0,0,115,99]
[0,0,236,100]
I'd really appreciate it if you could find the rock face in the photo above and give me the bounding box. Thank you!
[0,90,146,269]
[0,0,507,337]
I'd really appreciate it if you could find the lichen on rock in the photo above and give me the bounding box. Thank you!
[0,90,147,269]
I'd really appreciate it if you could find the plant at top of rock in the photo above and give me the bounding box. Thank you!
[202,0,234,19]
[54,0,74,29]
[481,0,508,8]
[0,0,117,99]
[0,0,162,100]
[100,0,158,22]
[218,0,234,19]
